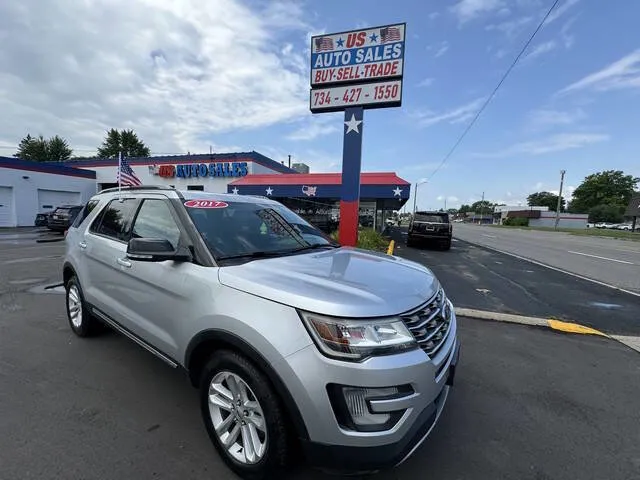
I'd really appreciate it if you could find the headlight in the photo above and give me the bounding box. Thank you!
[298,310,417,361]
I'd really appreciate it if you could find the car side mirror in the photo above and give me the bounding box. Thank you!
[127,238,192,263]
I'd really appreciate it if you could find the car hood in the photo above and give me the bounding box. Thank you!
[218,247,439,317]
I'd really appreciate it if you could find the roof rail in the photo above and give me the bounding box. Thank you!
[98,185,176,194]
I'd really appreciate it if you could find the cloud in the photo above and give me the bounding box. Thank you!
[429,11,440,20]
[485,16,533,37]
[437,195,460,203]
[418,78,435,87]
[525,40,557,60]
[286,116,339,141]
[410,98,485,128]
[0,0,312,154]
[435,41,450,58]
[450,0,504,24]
[558,49,640,95]
[528,108,586,128]
[475,133,610,157]
[560,16,577,48]
[546,0,580,25]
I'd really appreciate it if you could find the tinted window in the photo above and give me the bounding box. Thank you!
[185,200,334,259]
[415,214,449,223]
[131,200,182,249]
[90,199,138,241]
[72,201,98,228]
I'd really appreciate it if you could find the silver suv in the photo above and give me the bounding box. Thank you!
[63,187,460,479]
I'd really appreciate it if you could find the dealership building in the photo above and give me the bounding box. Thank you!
[0,152,410,230]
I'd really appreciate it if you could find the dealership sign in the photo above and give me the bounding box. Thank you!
[310,23,405,112]
[150,162,248,178]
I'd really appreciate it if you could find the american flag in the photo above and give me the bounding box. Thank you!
[117,155,142,186]
[315,36,334,52]
[380,26,401,43]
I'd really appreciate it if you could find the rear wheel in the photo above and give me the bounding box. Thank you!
[442,239,452,250]
[200,350,291,480]
[406,236,417,248]
[65,275,100,337]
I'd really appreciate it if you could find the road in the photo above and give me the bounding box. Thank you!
[452,224,640,294]
[389,227,640,338]
[1,231,640,479]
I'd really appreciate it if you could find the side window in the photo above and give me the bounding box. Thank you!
[89,199,139,242]
[131,200,182,249]
[72,200,99,228]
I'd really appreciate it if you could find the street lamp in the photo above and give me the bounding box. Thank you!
[412,180,427,215]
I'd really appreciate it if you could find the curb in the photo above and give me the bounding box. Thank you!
[455,307,640,353]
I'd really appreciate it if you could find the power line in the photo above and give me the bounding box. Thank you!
[426,0,561,181]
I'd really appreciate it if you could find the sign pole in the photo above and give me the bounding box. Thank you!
[339,107,364,247]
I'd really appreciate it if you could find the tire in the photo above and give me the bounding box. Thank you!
[407,236,417,248]
[442,239,452,251]
[65,275,100,337]
[200,350,291,480]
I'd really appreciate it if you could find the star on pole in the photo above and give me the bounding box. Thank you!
[344,114,362,134]
[265,187,273,196]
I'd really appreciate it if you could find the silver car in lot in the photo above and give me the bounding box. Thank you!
[63,186,460,479]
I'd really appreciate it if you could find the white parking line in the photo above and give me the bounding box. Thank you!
[482,234,497,238]
[567,251,634,265]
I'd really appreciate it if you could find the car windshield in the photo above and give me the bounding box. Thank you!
[185,200,337,261]
[415,214,448,223]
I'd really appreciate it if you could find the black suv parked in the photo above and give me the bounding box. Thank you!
[47,205,83,232]
[407,211,452,250]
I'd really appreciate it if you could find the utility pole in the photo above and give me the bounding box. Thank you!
[554,170,566,230]
[288,154,292,169]
[480,191,485,224]
[412,180,427,215]
[444,198,447,211]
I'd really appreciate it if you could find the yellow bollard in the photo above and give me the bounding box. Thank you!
[387,240,395,256]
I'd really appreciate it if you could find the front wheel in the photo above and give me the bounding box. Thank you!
[200,350,291,480]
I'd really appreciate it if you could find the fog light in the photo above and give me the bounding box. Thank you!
[342,386,399,427]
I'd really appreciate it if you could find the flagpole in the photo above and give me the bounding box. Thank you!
[118,151,122,196]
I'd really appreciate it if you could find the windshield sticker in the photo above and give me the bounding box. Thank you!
[184,200,228,209]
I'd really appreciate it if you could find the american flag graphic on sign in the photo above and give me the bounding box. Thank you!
[315,37,334,52]
[380,26,401,43]
[117,157,142,186]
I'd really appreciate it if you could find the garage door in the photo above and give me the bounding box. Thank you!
[37,189,81,212]
[0,186,15,227]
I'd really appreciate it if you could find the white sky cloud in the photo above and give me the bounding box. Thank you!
[450,0,504,24]
[558,49,640,95]
[546,0,580,25]
[429,11,440,20]
[287,116,339,141]
[0,0,312,155]
[525,40,557,60]
[475,133,610,157]
[435,41,450,58]
[486,16,533,37]
[418,78,435,87]
[411,97,485,128]
[528,108,586,128]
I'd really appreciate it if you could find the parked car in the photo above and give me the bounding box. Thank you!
[34,212,49,227]
[47,204,83,232]
[615,223,633,231]
[63,187,460,479]
[407,211,453,250]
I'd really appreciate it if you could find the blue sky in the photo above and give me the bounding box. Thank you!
[1,0,639,210]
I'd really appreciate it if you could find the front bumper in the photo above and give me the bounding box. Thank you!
[283,312,460,474]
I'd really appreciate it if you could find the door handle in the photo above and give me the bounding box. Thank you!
[79,241,87,249]
[117,257,132,268]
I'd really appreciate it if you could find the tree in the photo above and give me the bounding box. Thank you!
[569,170,639,213]
[97,128,151,158]
[446,208,458,215]
[588,204,624,223]
[14,134,73,162]
[470,200,494,213]
[458,204,471,214]
[527,191,566,212]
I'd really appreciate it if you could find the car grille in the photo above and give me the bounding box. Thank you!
[401,289,452,357]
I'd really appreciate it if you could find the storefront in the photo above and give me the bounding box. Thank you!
[63,151,296,192]
[227,172,410,232]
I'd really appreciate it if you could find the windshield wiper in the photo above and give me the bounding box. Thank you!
[217,251,289,261]
[290,243,339,253]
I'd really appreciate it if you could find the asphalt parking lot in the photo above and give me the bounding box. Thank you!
[1,230,640,480]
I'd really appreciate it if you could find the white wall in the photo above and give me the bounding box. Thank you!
[0,167,96,226]
[530,212,588,229]
[91,160,281,193]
